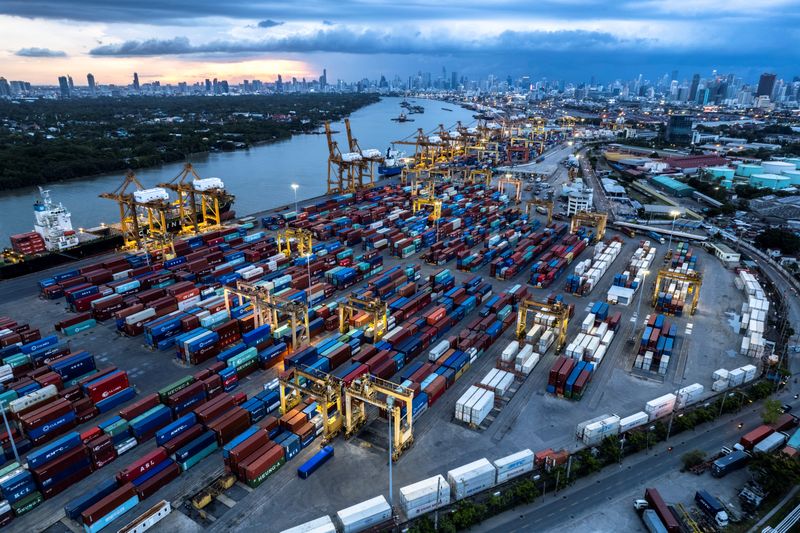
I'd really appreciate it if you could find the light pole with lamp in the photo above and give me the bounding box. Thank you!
[291,183,299,215]
[668,210,680,251]
[646,425,655,454]
[633,269,650,324]
[386,396,394,507]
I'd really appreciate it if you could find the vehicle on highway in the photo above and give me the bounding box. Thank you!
[633,499,649,510]
[782,404,793,413]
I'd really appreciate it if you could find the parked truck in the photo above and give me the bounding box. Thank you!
[695,490,729,527]
[739,425,774,451]
[641,509,668,533]
[753,432,787,454]
[711,450,750,478]
[644,488,680,533]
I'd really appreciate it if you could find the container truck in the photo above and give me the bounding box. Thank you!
[643,488,680,533]
[711,450,750,477]
[641,509,668,533]
[648,231,665,245]
[694,490,729,527]
[739,425,774,450]
[752,432,787,454]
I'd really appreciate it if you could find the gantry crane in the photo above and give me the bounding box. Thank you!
[651,268,703,315]
[325,121,364,195]
[526,199,554,224]
[344,375,414,461]
[498,174,523,203]
[467,168,492,187]
[339,295,389,341]
[344,118,385,189]
[570,211,608,243]
[412,179,443,221]
[516,299,570,353]
[158,163,234,234]
[277,228,313,257]
[279,367,343,443]
[99,170,172,251]
[530,117,548,154]
[224,280,310,349]
[394,128,446,169]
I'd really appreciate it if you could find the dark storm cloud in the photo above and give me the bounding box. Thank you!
[90,28,648,57]
[257,19,283,28]
[15,47,67,57]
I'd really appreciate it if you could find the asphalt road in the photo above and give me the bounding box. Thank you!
[477,404,775,533]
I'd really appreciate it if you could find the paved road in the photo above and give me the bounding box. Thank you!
[477,405,773,533]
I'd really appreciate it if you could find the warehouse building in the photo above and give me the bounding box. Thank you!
[650,175,696,197]
[706,242,741,266]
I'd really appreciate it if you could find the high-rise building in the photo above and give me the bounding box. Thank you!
[275,74,283,93]
[0,77,10,97]
[451,71,457,90]
[756,73,776,97]
[688,74,700,102]
[320,68,327,87]
[205,78,212,92]
[133,72,140,90]
[666,115,693,144]
[87,73,96,93]
[67,75,74,90]
[58,76,70,98]
[671,70,678,82]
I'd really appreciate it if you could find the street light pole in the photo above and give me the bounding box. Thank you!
[291,183,299,214]
[1,407,19,464]
[668,211,680,251]
[387,396,394,508]
[634,270,649,323]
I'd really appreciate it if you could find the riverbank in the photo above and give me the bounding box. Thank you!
[0,93,379,191]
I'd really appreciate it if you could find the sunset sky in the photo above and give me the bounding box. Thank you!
[1,0,798,86]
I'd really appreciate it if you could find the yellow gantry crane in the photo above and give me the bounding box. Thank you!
[344,375,415,461]
[516,299,570,353]
[158,163,234,234]
[570,211,608,243]
[277,228,313,257]
[467,168,492,187]
[279,367,343,443]
[651,268,703,315]
[344,118,385,189]
[498,174,523,203]
[411,179,443,221]
[394,128,446,169]
[325,121,364,194]
[339,295,389,341]
[526,199,554,224]
[99,170,172,251]
[223,280,310,349]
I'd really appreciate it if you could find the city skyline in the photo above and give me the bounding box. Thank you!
[1,0,799,84]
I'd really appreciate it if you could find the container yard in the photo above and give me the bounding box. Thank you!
[0,133,764,532]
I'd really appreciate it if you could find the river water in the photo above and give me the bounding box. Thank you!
[0,97,475,244]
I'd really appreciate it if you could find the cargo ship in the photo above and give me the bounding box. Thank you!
[0,185,233,280]
[378,148,406,177]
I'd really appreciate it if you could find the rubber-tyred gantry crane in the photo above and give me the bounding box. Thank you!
[516,299,570,353]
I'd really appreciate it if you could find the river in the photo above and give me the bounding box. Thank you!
[0,97,475,244]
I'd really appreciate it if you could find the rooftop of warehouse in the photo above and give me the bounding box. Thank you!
[642,204,687,214]
[665,154,729,169]
[651,175,696,191]
[708,241,738,254]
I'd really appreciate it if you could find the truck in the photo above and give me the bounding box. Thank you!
[753,432,787,454]
[641,509,668,533]
[644,488,680,533]
[648,231,666,245]
[711,450,750,477]
[695,490,729,527]
[740,425,774,450]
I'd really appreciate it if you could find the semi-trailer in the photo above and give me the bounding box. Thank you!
[694,490,729,527]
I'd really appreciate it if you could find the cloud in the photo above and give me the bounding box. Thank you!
[322,20,334,26]
[15,47,67,57]
[257,19,283,28]
[90,27,655,57]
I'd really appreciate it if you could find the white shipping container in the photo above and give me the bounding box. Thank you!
[501,341,520,362]
[281,516,337,533]
[520,353,540,375]
[447,458,497,501]
[712,368,729,381]
[8,384,58,414]
[493,449,535,483]
[336,496,392,533]
[495,371,515,396]
[399,475,450,518]
[455,386,481,422]
[539,330,555,353]
[619,411,649,432]
[728,368,745,386]
[712,379,729,392]
[470,389,495,426]
[429,340,451,362]
[526,324,544,343]
[675,383,704,409]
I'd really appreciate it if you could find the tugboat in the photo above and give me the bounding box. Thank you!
[391,112,414,123]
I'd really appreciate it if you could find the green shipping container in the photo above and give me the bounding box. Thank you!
[3,353,31,368]
[228,347,258,368]
[234,357,258,374]
[104,419,130,437]
[158,376,196,401]
[0,390,19,411]
[128,405,166,428]
[64,319,97,336]
[12,491,43,516]
[66,369,98,388]
[246,456,286,488]
[0,461,20,478]
[179,441,218,471]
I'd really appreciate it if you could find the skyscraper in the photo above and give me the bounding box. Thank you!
[688,74,700,102]
[58,76,70,98]
[87,73,96,94]
[451,71,457,90]
[133,72,140,90]
[320,68,327,87]
[0,77,10,97]
[756,73,776,98]
[671,70,678,82]
[276,74,283,93]
[67,75,74,90]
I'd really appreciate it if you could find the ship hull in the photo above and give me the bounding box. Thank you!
[378,166,402,177]
[0,233,123,280]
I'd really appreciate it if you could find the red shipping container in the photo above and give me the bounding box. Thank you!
[119,393,160,420]
[162,424,203,456]
[117,447,169,483]
[85,371,129,404]
[135,461,180,500]
[81,483,137,525]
